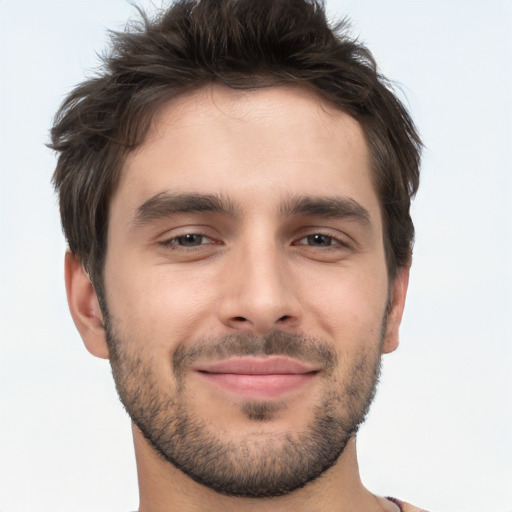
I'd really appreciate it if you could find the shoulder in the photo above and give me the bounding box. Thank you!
[401,501,430,512]
[402,504,429,512]
[388,497,430,512]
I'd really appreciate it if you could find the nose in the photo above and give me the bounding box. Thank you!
[217,241,302,335]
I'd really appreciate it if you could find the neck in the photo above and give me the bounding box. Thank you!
[133,426,396,512]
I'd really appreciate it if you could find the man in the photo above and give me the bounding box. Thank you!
[51,0,425,510]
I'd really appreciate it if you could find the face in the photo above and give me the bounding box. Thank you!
[78,85,407,497]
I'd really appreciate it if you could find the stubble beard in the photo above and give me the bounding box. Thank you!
[104,322,384,498]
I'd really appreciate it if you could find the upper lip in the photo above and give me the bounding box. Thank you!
[192,356,319,375]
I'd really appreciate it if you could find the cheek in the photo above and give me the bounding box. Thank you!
[104,254,219,347]
[298,263,388,346]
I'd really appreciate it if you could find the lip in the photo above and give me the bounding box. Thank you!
[192,357,319,399]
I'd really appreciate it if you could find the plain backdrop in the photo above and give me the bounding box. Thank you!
[1,1,511,511]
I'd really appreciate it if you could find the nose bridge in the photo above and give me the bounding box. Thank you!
[218,231,301,333]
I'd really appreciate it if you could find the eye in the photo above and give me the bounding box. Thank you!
[296,234,344,247]
[160,233,215,249]
[175,234,211,246]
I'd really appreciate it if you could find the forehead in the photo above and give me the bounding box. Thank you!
[113,84,380,223]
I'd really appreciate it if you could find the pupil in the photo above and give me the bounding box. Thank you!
[310,234,330,246]
[180,234,201,246]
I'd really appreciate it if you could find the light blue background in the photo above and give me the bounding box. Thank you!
[1,1,511,511]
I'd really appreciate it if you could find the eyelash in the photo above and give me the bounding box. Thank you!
[294,233,350,249]
[159,232,216,250]
[158,231,350,252]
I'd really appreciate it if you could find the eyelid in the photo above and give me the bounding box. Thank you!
[295,234,348,247]
[154,223,222,249]
[153,222,216,240]
[292,228,352,247]
[159,232,216,247]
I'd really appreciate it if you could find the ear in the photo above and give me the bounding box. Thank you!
[65,251,109,359]
[381,266,410,355]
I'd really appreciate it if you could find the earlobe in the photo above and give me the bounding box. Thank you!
[381,267,410,355]
[65,251,110,359]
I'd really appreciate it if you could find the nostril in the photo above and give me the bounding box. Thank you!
[234,316,247,322]
[278,315,291,322]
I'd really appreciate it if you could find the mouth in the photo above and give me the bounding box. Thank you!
[192,356,320,399]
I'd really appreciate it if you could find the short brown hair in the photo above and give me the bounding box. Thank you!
[51,0,421,294]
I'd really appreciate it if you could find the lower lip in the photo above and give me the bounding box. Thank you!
[197,372,317,399]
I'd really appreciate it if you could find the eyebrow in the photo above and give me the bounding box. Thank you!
[133,192,238,227]
[132,191,371,229]
[279,195,371,226]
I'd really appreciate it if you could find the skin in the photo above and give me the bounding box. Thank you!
[66,84,409,512]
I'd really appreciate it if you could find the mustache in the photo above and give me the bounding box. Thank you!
[172,331,338,378]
